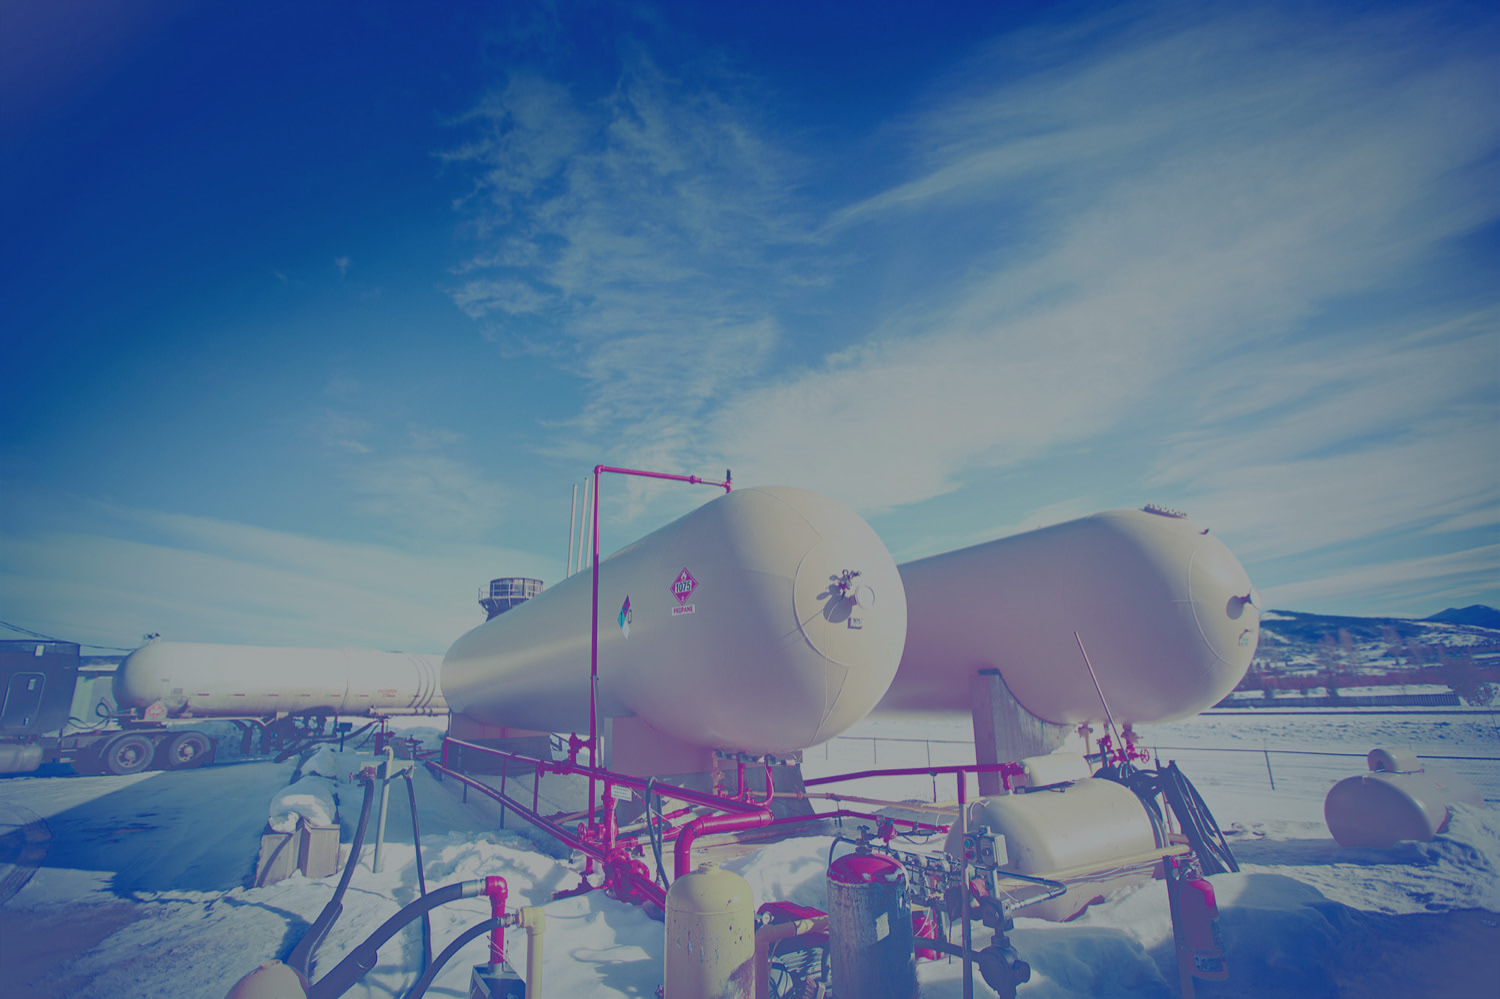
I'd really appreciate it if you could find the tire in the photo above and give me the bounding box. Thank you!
[161,731,213,770]
[100,734,157,776]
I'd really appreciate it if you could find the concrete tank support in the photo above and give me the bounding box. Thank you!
[970,669,1070,793]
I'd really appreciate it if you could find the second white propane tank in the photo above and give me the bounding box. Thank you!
[945,778,1163,921]
[443,486,908,755]
[115,642,446,718]
[1324,747,1484,849]
[880,507,1260,725]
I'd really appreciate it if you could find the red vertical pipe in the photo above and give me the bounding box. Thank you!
[486,875,508,966]
[584,465,729,830]
[589,464,602,827]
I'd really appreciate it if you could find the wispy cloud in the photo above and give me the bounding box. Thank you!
[0,504,555,651]
[442,56,818,463]
[1261,545,1500,615]
[345,452,505,539]
[309,408,373,454]
[1151,310,1498,560]
[306,406,506,539]
[697,5,1498,513]
[431,3,1496,613]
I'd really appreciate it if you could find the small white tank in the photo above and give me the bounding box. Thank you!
[881,507,1259,725]
[1324,747,1484,849]
[664,862,755,999]
[945,778,1162,921]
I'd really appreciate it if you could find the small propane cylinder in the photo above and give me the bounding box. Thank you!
[664,861,755,999]
[1324,747,1484,849]
[827,851,917,999]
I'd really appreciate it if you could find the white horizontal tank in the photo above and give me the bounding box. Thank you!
[879,507,1259,724]
[1324,747,1483,849]
[115,641,446,718]
[442,486,908,755]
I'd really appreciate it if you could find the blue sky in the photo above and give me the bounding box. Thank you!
[2,0,1496,655]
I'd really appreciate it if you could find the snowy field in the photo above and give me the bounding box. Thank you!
[1,710,1497,999]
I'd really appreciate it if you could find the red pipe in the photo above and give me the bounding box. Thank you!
[589,464,602,827]
[674,808,775,879]
[670,806,951,881]
[804,761,1025,789]
[485,875,508,965]
[586,465,732,829]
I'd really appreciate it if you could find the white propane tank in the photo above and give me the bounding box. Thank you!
[223,960,309,999]
[827,852,918,999]
[1324,747,1484,849]
[443,486,908,755]
[114,642,446,718]
[664,862,755,999]
[880,507,1259,725]
[945,778,1163,921]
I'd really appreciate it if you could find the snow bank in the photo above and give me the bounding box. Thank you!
[4,713,1497,998]
[267,774,337,832]
[300,746,339,779]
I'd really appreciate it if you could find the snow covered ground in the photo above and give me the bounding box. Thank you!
[1,710,1497,998]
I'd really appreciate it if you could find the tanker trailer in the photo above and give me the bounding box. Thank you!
[442,485,908,760]
[115,640,446,720]
[55,641,447,775]
[878,506,1259,763]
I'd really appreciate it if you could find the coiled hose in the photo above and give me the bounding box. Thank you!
[1101,761,1238,875]
[1158,761,1239,875]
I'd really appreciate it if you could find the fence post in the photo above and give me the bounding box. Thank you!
[1263,744,1276,790]
[927,741,936,802]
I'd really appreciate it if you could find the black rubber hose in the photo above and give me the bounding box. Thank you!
[1160,762,1239,875]
[306,881,474,999]
[403,771,432,973]
[287,775,376,977]
[645,778,670,890]
[402,917,503,999]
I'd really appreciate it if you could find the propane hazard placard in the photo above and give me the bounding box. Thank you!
[670,568,696,606]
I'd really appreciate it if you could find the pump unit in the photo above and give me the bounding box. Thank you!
[944,777,1164,921]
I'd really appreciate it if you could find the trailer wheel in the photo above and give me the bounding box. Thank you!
[100,734,156,776]
[161,732,213,770]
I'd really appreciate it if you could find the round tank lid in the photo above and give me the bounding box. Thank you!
[666,860,753,912]
[828,852,905,884]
